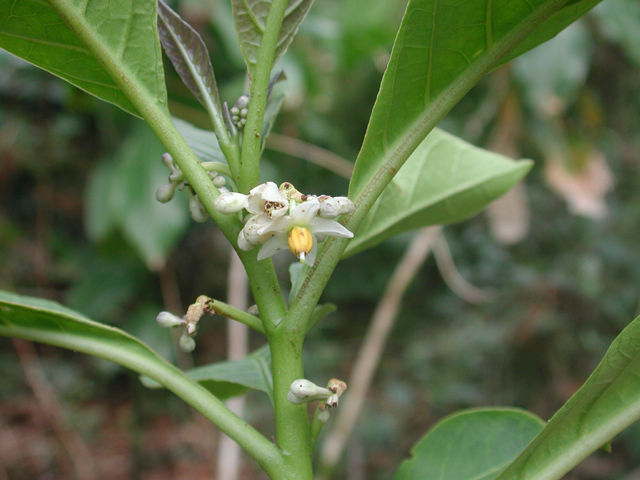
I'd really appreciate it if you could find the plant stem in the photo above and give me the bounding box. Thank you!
[45,0,286,473]
[238,0,290,192]
[269,328,313,480]
[207,297,265,334]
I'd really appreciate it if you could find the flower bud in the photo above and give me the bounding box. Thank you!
[335,197,355,214]
[288,379,332,404]
[318,408,330,423]
[214,192,247,214]
[156,311,184,328]
[179,332,196,352]
[318,196,341,218]
[161,152,175,170]
[234,94,250,110]
[156,183,176,203]
[213,175,226,187]
[189,194,208,223]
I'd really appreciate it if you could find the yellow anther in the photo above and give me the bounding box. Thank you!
[287,226,313,262]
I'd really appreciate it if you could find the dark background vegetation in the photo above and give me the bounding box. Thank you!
[1,0,640,478]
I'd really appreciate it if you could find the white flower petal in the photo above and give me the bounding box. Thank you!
[259,216,292,235]
[291,198,320,225]
[243,214,273,244]
[237,229,253,251]
[257,235,288,260]
[246,182,274,214]
[309,217,354,238]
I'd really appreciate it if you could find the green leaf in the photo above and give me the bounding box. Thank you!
[0,289,205,408]
[348,0,601,203]
[172,117,226,164]
[231,0,314,75]
[0,289,281,468]
[395,408,545,480]
[0,0,167,117]
[496,313,640,480]
[85,123,190,271]
[345,129,532,256]
[142,345,273,403]
[157,0,222,112]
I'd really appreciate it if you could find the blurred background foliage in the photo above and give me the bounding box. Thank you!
[1,0,640,478]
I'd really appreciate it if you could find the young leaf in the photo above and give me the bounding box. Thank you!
[142,345,273,403]
[0,0,167,117]
[395,408,545,480]
[157,0,229,145]
[348,0,601,205]
[496,313,640,480]
[345,129,532,256]
[231,0,314,74]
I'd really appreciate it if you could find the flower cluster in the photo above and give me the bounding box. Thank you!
[214,182,355,265]
[156,153,228,223]
[155,295,213,352]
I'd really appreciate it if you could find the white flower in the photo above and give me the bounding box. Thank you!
[246,182,288,218]
[256,197,353,265]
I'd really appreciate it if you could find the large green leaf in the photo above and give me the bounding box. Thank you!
[496,314,640,480]
[0,290,280,469]
[231,0,314,75]
[345,129,532,256]
[85,123,190,271]
[395,408,545,480]
[0,0,167,117]
[348,0,601,202]
[142,345,273,403]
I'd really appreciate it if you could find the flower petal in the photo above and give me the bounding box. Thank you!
[291,198,320,225]
[309,217,354,238]
[259,215,292,235]
[257,234,288,260]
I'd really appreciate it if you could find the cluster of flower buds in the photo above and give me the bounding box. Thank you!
[156,153,228,223]
[156,295,214,352]
[214,181,355,265]
[230,94,250,129]
[288,378,347,422]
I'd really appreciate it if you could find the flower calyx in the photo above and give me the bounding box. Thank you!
[214,181,355,265]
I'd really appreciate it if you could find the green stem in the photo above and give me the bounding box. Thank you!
[46,0,284,470]
[310,407,325,450]
[269,328,313,480]
[238,0,290,192]
[206,298,265,334]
